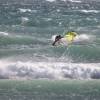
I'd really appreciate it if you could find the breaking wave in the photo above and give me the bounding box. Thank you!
[0,61,100,80]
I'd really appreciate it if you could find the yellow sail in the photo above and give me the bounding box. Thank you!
[64,32,77,42]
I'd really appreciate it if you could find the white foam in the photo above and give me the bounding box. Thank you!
[61,0,66,2]
[51,35,57,41]
[19,8,31,13]
[68,0,82,3]
[21,17,29,24]
[0,60,100,79]
[21,17,29,21]
[74,34,90,42]
[81,10,99,13]
[0,32,9,36]
[46,0,56,2]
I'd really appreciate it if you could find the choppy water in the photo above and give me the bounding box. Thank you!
[0,0,100,100]
[0,0,100,80]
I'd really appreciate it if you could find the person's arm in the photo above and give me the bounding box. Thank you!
[52,41,56,46]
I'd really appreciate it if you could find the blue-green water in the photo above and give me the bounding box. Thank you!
[0,0,100,99]
[0,80,100,100]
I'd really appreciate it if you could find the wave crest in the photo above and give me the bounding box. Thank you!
[0,61,100,80]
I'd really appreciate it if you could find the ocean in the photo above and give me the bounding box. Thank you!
[0,0,100,99]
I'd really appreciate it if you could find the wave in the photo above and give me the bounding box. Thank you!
[0,35,47,46]
[0,32,9,36]
[46,0,82,3]
[50,34,100,62]
[0,34,99,63]
[0,61,100,79]
[46,0,56,2]
[68,0,82,3]
[19,8,32,13]
[73,34,91,43]
[21,17,29,24]
[80,10,100,13]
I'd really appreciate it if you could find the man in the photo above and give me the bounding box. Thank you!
[52,35,63,46]
[52,31,77,46]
